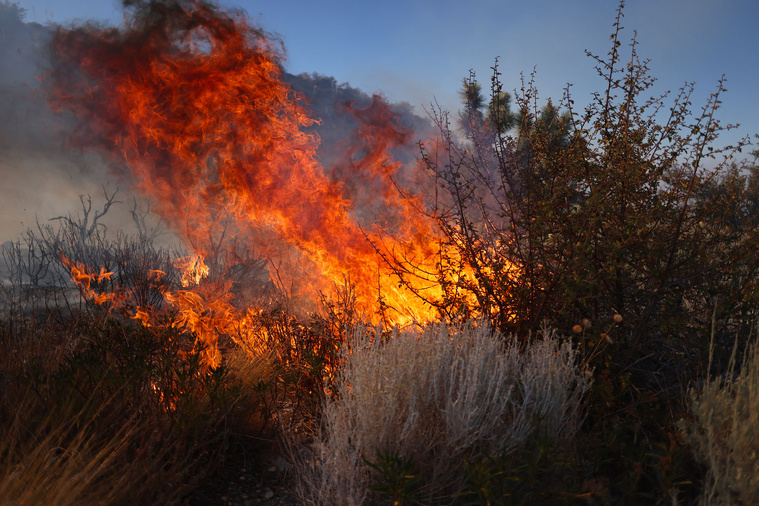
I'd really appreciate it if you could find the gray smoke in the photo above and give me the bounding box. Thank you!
[0,2,130,244]
[0,2,431,245]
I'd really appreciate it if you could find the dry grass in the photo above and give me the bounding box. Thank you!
[0,313,273,506]
[0,402,125,506]
[295,320,592,505]
[681,340,759,506]
[0,394,190,506]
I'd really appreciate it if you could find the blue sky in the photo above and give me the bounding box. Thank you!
[11,0,758,150]
[2,0,757,244]
[13,0,759,151]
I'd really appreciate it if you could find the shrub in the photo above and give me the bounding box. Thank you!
[391,1,758,349]
[0,307,276,505]
[681,341,759,505]
[295,320,591,505]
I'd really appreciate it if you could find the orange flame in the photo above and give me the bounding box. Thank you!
[175,255,209,287]
[61,251,267,368]
[62,253,124,306]
[48,1,442,325]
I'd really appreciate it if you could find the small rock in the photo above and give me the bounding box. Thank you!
[275,456,292,472]
[263,488,274,500]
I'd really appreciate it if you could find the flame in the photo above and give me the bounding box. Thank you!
[175,255,209,287]
[47,0,463,337]
[62,251,267,368]
[62,254,124,306]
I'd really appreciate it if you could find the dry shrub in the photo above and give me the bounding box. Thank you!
[296,320,591,505]
[682,342,759,505]
[0,313,260,505]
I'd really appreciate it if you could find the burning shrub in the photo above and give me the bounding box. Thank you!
[245,305,345,433]
[295,320,591,505]
[44,0,443,326]
[401,3,759,350]
[390,14,759,498]
[0,216,326,503]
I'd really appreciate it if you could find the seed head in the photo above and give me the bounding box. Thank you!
[612,314,623,323]
[581,318,592,329]
[572,324,583,334]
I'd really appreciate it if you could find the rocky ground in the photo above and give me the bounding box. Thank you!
[184,442,303,506]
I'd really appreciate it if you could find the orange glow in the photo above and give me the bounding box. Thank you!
[61,251,265,368]
[48,1,444,327]
[175,255,210,287]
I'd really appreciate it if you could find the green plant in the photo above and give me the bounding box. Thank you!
[461,415,582,506]
[365,449,422,505]
[644,432,695,504]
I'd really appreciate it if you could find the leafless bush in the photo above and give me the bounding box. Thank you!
[295,320,591,505]
[0,188,122,320]
[0,188,191,324]
[1,228,57,318]
[111,233,181,311]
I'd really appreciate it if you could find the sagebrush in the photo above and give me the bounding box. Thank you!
[296,321,591,505]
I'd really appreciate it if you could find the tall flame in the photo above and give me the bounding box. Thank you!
[47,0,441,323]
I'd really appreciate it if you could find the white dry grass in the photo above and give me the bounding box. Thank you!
[295,320,592,505]
[682,341,759,506]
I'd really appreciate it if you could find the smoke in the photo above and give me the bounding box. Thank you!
[0,2,130,244]
[0,3,45,86]
[0,3,54,154]
[0,0,431,259]
[285,72,433,231]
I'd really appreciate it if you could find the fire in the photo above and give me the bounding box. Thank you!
[47,1,445,331]
[62,254,123,306]
[175,255,209,287]
[63,251,268,368]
